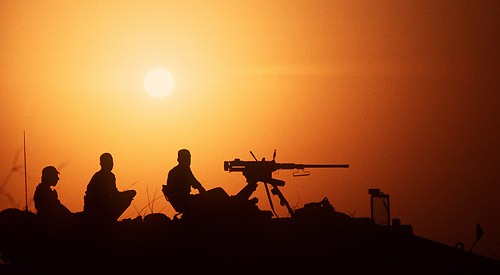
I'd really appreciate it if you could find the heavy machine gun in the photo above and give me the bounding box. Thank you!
[224,150,349,217]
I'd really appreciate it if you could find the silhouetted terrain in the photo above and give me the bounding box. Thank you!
[0,205,498,274]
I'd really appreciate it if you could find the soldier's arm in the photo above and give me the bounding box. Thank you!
[189,170,206,193]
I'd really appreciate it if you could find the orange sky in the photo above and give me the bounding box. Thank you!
[1,1,499,260]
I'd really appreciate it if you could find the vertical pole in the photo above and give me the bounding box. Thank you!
[386,194,390,226]
[24,131,28,211]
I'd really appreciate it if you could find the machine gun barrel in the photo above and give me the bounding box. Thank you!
[277,163,349,169]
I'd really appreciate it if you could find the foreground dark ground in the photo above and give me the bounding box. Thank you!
[0,205,498,274]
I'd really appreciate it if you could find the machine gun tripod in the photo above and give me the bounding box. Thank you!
[224,150,349,217]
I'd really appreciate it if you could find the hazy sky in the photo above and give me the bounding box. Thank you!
[1,1,499,259]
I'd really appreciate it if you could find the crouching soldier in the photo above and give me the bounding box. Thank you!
[84,153,136,223]
[34,166,74,226]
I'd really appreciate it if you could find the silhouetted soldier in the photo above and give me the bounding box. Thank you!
[84,153,136,222]
[34,166,73,224]
[163,149,230,213]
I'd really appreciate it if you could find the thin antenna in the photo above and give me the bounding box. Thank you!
[23,131,28,211]
[250,151,258,161]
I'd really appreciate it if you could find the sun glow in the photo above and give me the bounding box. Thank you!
[144,68,175,98]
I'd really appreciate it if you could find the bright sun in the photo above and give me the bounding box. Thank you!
[144,68,175,98]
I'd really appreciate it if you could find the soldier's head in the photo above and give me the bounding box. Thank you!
[177,149,191,167]
[41,166,60,187]
[100,153,114,171]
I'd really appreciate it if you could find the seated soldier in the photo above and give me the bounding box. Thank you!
[34,166,73,224]
[163,149,258,215]
[84,153,136,223]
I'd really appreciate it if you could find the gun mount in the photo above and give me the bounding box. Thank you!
[224,150,349,217]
